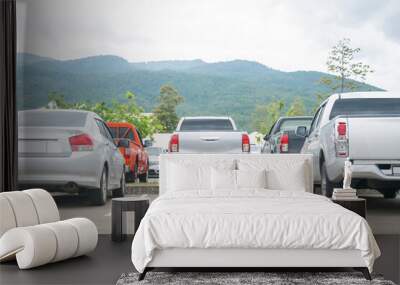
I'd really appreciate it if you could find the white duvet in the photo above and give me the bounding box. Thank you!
[131,190,380,273]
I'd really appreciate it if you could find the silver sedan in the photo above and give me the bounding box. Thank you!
[18,109,126,205]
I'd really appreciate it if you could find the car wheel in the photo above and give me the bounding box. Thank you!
[139,171,148,183]
[126,172,134,183]
[90,167,108,205]
[113,171,126,198]
[126,163,138,183]
[321,161,335,198]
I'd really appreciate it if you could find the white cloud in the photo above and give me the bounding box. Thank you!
[17,0,400,91]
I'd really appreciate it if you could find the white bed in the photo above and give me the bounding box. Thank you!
[131,154,380,280]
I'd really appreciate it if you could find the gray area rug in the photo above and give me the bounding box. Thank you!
[116,272,396,285]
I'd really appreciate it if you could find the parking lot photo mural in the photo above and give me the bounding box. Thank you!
[7,0,400,283]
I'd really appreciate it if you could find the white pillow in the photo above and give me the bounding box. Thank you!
[237,159,309,192]
[211,168,237,191]
[236,169,267,189]
[167,162,211,191]
[266,161,307,192]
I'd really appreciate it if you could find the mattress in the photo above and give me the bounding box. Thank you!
[131,190,380,273]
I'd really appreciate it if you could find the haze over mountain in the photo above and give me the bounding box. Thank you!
[16,53,382,130]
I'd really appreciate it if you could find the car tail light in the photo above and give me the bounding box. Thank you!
[242,134,250,152]
[280,133,289,152]
[337,122,347,137]
[169,134,179,152]
[335,121,348,157]
[69,133,93,151]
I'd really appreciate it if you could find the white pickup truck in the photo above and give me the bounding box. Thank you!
[168,116,250,153]
[299,91,400,198]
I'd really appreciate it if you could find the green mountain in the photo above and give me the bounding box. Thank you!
[16,53,382,131]
[131,59,206,71]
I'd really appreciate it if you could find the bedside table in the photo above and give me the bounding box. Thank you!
[331,198,366,218]
[111,196,150,242]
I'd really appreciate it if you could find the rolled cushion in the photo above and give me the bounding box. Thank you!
[0,188,98,269]
[42,221,79,262]
[0,218,97,269]
[0,196,17,237]
[64,218,98,257]
[0,226,57,269]
[1,192,39,227]
[24,189,60,223]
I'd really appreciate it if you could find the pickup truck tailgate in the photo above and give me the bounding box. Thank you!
[178,131,243,153]
[348,116,400,160]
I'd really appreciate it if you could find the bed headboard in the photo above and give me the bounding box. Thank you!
[159,154,314,195]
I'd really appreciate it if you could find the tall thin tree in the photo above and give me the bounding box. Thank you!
[325,38,373,93]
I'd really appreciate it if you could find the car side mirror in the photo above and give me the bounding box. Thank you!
[263,134,270,141]
[296,126,308,137]
[117,139,130,148]
[143,140,153,147]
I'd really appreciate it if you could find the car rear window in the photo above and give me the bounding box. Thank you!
[279,119,312,132]
[18,111,88,127]
[329,98,400,119]
[179,119,234,131]
[115,127,134,140]
[108,126,117,138]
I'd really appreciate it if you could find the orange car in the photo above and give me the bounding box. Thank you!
[107,122,149,182]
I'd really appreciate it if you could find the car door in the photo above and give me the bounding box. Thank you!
[122,127,138,169]
[135,128,147,172]
[103,121,123,187]
[262,122,276,153]
[270,120,284,153]
[302,104,326,182]
[96,119,120,187]
[131,128,144,172]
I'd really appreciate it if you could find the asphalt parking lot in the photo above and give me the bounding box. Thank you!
[55,193,158,235]
[361,194,400,235]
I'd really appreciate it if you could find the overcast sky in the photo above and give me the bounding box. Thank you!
[17,0,400,91]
